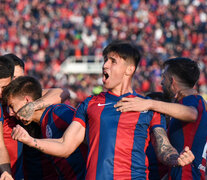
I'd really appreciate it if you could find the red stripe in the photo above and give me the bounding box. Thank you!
[0,105,2,118]
[53,157,77,180]
[85,95,105,180]
[52,112,69,130]
[150,112,161,127]
[3,109,19,177]
[182,99,203,179]
[113,111,140,179]
[78,143,88,163]
[40,154,59,180]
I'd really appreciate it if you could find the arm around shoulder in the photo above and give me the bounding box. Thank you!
[150,100,198,122]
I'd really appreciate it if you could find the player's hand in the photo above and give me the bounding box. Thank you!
[175,89,198,100]
[16,102,35,125]
[11,125,33,146]
[177,146,195,166]
[0,171,14,180]
[114,97,150,112]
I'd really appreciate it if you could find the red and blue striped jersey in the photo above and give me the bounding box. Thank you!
[73,91,166,180]
[40,104,87,180]
[23,144,59,180]
[146,142,168,180]
[168,95,207,180]
[2,105,24,180]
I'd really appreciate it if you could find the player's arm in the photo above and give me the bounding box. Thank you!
[152,127,194,167]
[0,122,12,177]
[12,121,85,158]
[16,88,70,121]
[115,97,197,122]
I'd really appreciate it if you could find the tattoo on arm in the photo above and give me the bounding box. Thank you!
[33,99,50,111]
[18,102,35,118]
[34,138,44,152]
[152,127,179,166]
[18,100,50,119]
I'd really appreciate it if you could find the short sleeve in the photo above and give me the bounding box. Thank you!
[73,96,92,128]
[180,95,199,108]
[52,104,75,125]
[150,111,166,131]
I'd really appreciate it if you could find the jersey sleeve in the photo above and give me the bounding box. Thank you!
[150,111,166,131]
[73,96,92,128]
[180,95,199,108]
[0,104,4,123]
[52,104,75,125]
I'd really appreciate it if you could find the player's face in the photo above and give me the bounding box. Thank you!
[161,66,174,100]
[7,95,30,125]
[0,77,12,100]
[102,52,129,92]
[14,65,24,79]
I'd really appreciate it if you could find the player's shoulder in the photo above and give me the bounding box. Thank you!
[49,104,75,114]
[181,94,205,106]
[82,92,107,104]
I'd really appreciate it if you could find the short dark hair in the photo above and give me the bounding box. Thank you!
[0,56,14,79]
[2,76,42,104]
[163,57,200,88]
[103,40,141,71]
[3,53,25,70]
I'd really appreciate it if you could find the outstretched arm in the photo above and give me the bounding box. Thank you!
[115,97,197,122]
[0,123,13,179]
[152,127,194,166]
[16,88,70,122]
[12,121,85,158]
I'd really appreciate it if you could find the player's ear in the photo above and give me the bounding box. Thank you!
[25,95,33,103]
[126,64,135,76]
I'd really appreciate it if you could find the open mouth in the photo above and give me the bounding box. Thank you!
[103,71,109,80]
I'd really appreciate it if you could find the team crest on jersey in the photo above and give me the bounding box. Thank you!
[46,125,53,138]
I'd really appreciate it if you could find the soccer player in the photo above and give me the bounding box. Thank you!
[11,41,194,179]
[3,53,71,122]
[3,76,87,180]
[0,54,71,180]
[115,57,207,179]
[0,56,21,180]
[145,92,170,180]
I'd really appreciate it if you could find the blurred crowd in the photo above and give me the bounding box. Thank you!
[0,0,206,107]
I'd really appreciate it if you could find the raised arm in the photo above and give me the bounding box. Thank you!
[12,121,85,158]
[0,123,13,180]
[17,88,70,122]
[152,127,194,166]
[115,97,197,122]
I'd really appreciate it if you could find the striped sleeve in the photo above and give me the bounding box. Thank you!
[150,111,166,131]
[73,96,92,128]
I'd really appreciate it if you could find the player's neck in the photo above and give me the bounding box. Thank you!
[32,108,46,125]
[110,81,133,96]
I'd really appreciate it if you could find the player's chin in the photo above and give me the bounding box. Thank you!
[103,84,112,90]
